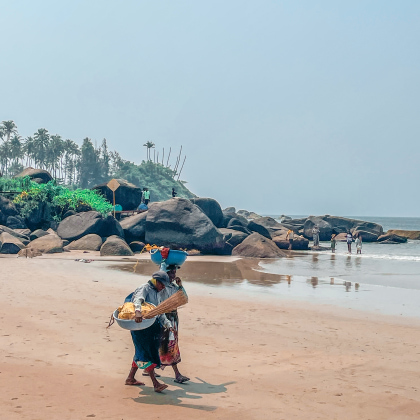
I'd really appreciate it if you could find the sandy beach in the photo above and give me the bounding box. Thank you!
[1,253,420,420]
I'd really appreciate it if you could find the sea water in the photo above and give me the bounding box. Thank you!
[257,216,420,318]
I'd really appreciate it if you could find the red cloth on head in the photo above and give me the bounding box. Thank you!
[161,247,170,260]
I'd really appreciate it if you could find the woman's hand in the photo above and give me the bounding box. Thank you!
[174,276,182,287]
[135,310,143,323]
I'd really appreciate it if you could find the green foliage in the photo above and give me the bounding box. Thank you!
[10,179,112,222]
[113,160,196,202]
[0,176,37,192]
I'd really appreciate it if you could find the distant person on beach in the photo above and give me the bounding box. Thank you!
[331,234,337,253]
[286,229,294,250]
[346,231,353,253]
[143,188,150,205]
[125,271,173,393]
[312,225,320,247]
[172,187,177,198]
[355,234,362,254]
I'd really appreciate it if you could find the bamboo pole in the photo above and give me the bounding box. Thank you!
[177,156,186,181]
[166,147,171,167]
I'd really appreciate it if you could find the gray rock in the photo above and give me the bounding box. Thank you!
[14,228,31,237]
[120,211,148,243]
[353,230,379,242]
[232,233,286,258]
[190,198,224,228]
[14,167,53,184]
[93,179,142,211]
[272,236,309,250]
[27,234,63,254]
[129,241,146,253]
[57,211,123,242]
[0,225,29,242]
[0,196,18,225]
[64,234,103,251]
[223,207,236,214]
[0,232,26,254]
[247,220,272,239]
[219,228,249,248]
[30,229,50,241]
[145,198,224,253]
[385,230,420,240]
[377,233,407,243]
[6,215,26,229]
[62,210,77,219]
[100,235,134,256]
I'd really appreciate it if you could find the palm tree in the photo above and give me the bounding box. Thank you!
[143,141,155,161]
[9,134,23,166]
[0,140,11,175]
[33,128,50,169]
[63,139,80,184]
[23,136,35,167]
[48,134,65,177]
[1,120,17,143]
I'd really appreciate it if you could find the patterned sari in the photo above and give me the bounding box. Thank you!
[159,311,181,367]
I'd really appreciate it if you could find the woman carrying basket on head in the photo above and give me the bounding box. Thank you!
[125,271,173,393]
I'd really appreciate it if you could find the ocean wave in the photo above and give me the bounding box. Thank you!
[331,252,420,262]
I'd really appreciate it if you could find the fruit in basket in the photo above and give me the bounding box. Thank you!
[117,301,155,319]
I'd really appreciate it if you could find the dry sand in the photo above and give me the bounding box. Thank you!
[1,253,420,420]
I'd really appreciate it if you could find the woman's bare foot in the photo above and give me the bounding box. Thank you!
[154,383,168,393]
[125,378,145,386]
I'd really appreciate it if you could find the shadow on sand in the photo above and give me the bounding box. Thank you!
[131,377,235,411]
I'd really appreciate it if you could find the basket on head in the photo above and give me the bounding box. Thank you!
[143,287,188,319]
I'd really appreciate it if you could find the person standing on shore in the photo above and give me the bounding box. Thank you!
[346,231,353,253]
[156,264,190,384]
[286,229,294,250]
[312,225,320,247]
[172,187,177,198]
[125,271,173,393]
[355,234,362,254]
[331,234,337,253]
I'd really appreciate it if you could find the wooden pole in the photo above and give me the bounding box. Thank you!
[177,156,187,181]
[166,147,172,167]
[113,191,116,218]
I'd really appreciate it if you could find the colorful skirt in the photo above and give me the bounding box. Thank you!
[131,320,161,372]
[159,311,181,367]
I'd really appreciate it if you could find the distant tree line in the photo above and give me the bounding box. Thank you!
[0,120,189,195]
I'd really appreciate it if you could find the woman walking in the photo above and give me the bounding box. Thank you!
[355,234,362,254]
[125,271,173,393]
[346,231,353,253]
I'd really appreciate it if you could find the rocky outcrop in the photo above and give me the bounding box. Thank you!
[6,215,26,229]
[377,233,407,243]
[100,235,134,256]
[247,220,272,239]
[0,225,29,242]
[120,211,147,243]
[190,198,224,228]
[0,196,18,225]
[23,201,51,231]
[64,234,103,251]
[0,232,26,254]
[30,229,50,241]
[272,235,309,250]
[237,210,261,220]
[29,234,63,254]
[14,167,53,184]
[249,217,287,238]
[93,179,142,211]
[352,229,380,242]
[232,233,286,258]
[129,241,146,253]
[386,230,420,240]
[219,228,249,248]
[57,211,123,242]
[145,199,224,253]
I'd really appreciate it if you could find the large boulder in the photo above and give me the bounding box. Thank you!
[100,235,134,256]
[145,199,224,253]
[219,228,249,248]
[0,196,18,225]
[0,225,29,242]
[120,211,148,243]
[190,198,223,228]
[30,229,50,241]
[303,216,334,241]
[14,167,53,184]
[237,210,261,220]
[57,211,123,242]
[352,229,379,242]
[23,201,51,231]
[29,234,63,254]
[0,232,26,254]
[249,217,287,237]
[377,233,407,243]
[64,234,103,251]
[386,230,420,240]
[93,179,142,211]
[272,235,309,250]
[129,241,146,253]
[247,220,272,239]
[232,233,286,258]
[6,215,26,229]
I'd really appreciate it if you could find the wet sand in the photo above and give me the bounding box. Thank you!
[1,253,420,419]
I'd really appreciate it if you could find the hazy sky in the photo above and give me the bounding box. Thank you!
[1,0,419,217]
